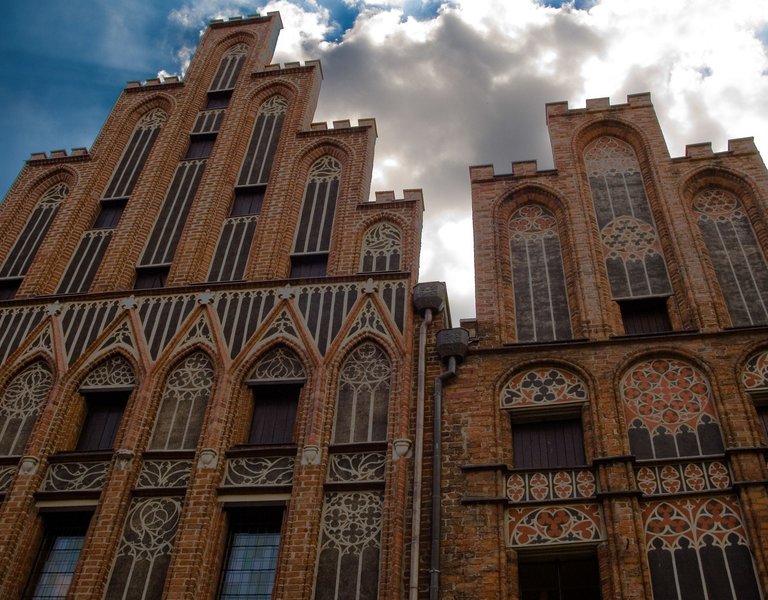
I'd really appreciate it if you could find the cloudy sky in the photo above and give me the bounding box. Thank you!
[1,1,767,321]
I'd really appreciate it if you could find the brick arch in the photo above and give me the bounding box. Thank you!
[680,167,768,328]
[494,184,583,341]
[573,119,693,332]
[617,353,724,460]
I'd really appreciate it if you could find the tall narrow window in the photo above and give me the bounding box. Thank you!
[584,137,672,305]
[509,204,572,342]
[290,157,341,278]
[218,508,283,600]
[149,352,213,451]
[0,361,53,456]
[0,183,67,286]
[360,222,402,273]
[105,496,183,600]
[332,342,391,444]
[210,44,248,92]
[622,358,724,460]
[208,96,288,283]
[23,512,92,600]
[57,109,166,295]
[693,187,768,326]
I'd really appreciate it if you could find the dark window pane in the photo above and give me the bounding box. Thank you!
[207,92,232,109]
[185,135,216,159]
[520,556,601,600]
[218,508,283,600]
[93,199,127,229]
[76,392,128,451]
[619,297,672,335]
[134,266,169,290]
[512,418,585,468]
[758,406,768,442]
[289,255,328,279]
[24,513,92,600]
[0,278,22,300]
[231,186,265,216]
[249,385,300,445]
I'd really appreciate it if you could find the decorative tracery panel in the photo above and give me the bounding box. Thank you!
[360,222,402,272]
[248,346,306,382]
[333,342,391,444]
[693,187,768,326]
[314,491,384,600]
[0,361,53,456]
[81,355,136,389]
[149,352,213,451]
[500,366,587,410]
[742,349,768,391]
[0,183,67,279]
[622,359,724,460]
[508,204,572,341]
[642,496,761,599]
[584,136,672,298]
[104,496,183,600]
[506,503,604,547]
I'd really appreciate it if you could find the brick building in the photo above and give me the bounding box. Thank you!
[436,94,768,599]
[0,13,446,599]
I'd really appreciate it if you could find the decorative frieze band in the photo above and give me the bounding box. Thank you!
[635,460,730,496]
[506,468,597,503]
[222,455,295,487]
[328,451,386,483]
[136,459,193,489]
[40,460,109,492]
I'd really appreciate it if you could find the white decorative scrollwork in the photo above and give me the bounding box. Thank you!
[81,355,135,388]
[259,95,288,116]
[136,460,192,489]
[308,156,341,183]
[328,452,386,483]
[249,346,306,381]
[225,43,248,57]
[263,310,298,340]
[116,497,183,561]
[360,222,402,273]
[339,342,391,392]
[223,456,295,487]
[344,300,389,341]
[319,491,383,554]
[181,316,214,347]
[40,182,68,205]
[137,108,167,130]
[41,461,109,492]
[0,361,52,420]
[584,136,639,177]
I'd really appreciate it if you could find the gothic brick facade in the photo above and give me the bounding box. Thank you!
[436,93,768,599]
[0,14,435,599]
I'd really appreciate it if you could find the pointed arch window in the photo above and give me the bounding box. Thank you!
[58,109,166,295]
[0,361,53,456]
[0,183,68,295]
[208,96,289,283]
[149,351,214,451]
[210,44,248,92]
[245,346,306,445]
[693,187,768,326]
[333,342,391,444]
[291,156,342,278]
[621,358,724,460]
[584,137,672,304]
[360,222,402,273]
[508,204,572,342]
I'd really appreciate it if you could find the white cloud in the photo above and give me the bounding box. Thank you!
[165,0,768,321]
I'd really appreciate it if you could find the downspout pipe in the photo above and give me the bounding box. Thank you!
[430,328,469,600]
[410,283,447,600]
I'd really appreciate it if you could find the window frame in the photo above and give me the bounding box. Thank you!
[75,390,130,452]
[511,411,587,470]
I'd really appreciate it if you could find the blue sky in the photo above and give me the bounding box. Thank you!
[2,1,767,320]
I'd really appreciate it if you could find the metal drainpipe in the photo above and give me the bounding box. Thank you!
[429,355,456,600]
[409,307,432,600]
